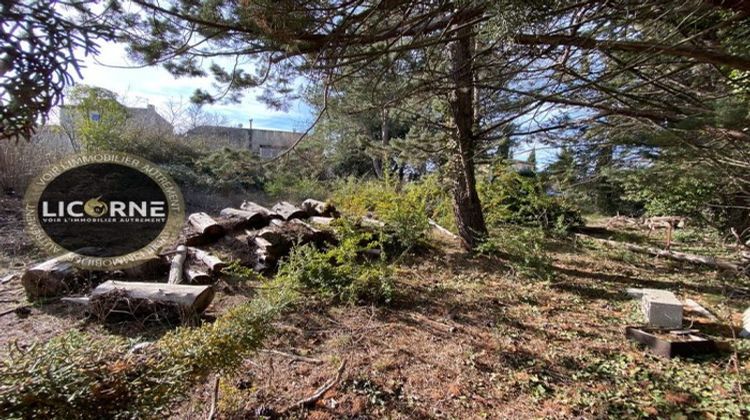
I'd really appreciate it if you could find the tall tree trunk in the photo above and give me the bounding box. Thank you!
[372,108,390,179]
[448,25,487,250]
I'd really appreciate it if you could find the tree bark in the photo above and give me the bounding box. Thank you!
[448,24,487,250]
[373,107,390,179]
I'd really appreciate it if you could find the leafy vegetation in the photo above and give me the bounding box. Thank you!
[0,275,297,418]
[276,218,394,304]
[481,168,583,234]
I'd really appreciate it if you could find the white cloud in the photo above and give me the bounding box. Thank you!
[70,42,311,131]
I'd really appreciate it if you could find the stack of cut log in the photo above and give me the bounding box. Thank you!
[20,199,340,321]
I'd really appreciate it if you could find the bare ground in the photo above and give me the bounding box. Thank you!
[2,196,749,418]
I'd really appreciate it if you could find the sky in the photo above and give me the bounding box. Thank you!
[67,41,559,166]
[70,41,313,132]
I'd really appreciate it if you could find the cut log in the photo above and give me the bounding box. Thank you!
[578,234,741,272]
[187,247,227,273]
[220,207,269,230]
[184,266,211,284]
[257,227,290,247]
[290,219,337,245]
[240,201,280,220]
[90,280,215,314]
[301,199,337,217]
[272,201,307,221]
[21,255,77,299]
[251,236,286,272]
[168,245,188,284]
[188,212,225,238]
[309,216,334,226]
[252,234,291,260]
[269,218,285,227]
[184,229,207,247]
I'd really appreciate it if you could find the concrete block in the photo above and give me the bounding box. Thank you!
[741,307,750,338]
[627,288,676,300]
[642,293,683,329]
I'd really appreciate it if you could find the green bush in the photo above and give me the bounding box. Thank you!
[476,226,553,281]
[115,132,202,167]
[264,170,330,202]
[276,218,394,304]
[332,178,430,251]
[0,276,296,418]
[480,170,583,234]
[402,174,455,233]
[194,148,265,191]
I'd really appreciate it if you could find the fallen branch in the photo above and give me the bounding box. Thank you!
[577,234,742,272]
[1,273,17,284]
[0,305,30,318]
[260,349,324,364]
[428,219,459,241]
[282,359,347,414]
[207,376,220,420]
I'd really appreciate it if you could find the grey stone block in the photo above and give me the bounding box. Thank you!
[642,293,683,329]
[627,288,675,300]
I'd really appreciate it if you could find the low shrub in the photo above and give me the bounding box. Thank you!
[0,276,297,418]
[194,148,265,191]
[115,132,202,167]
[264,171,330,202]
[480,169,583,234]
[276,218,394,304]
[476,226,553,281]
[332,178,430,251]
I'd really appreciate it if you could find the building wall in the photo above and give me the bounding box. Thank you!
[185,126,301,158]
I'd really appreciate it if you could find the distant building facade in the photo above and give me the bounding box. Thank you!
[185,122,300,158]
[59,103,173,137]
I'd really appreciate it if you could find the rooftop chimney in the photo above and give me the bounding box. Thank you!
[248,118,253,131]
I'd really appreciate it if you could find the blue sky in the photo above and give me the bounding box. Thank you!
[70,41,559,166]
[72,41,313,132]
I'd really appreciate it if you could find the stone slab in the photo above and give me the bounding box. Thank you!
[642,293,683,329]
